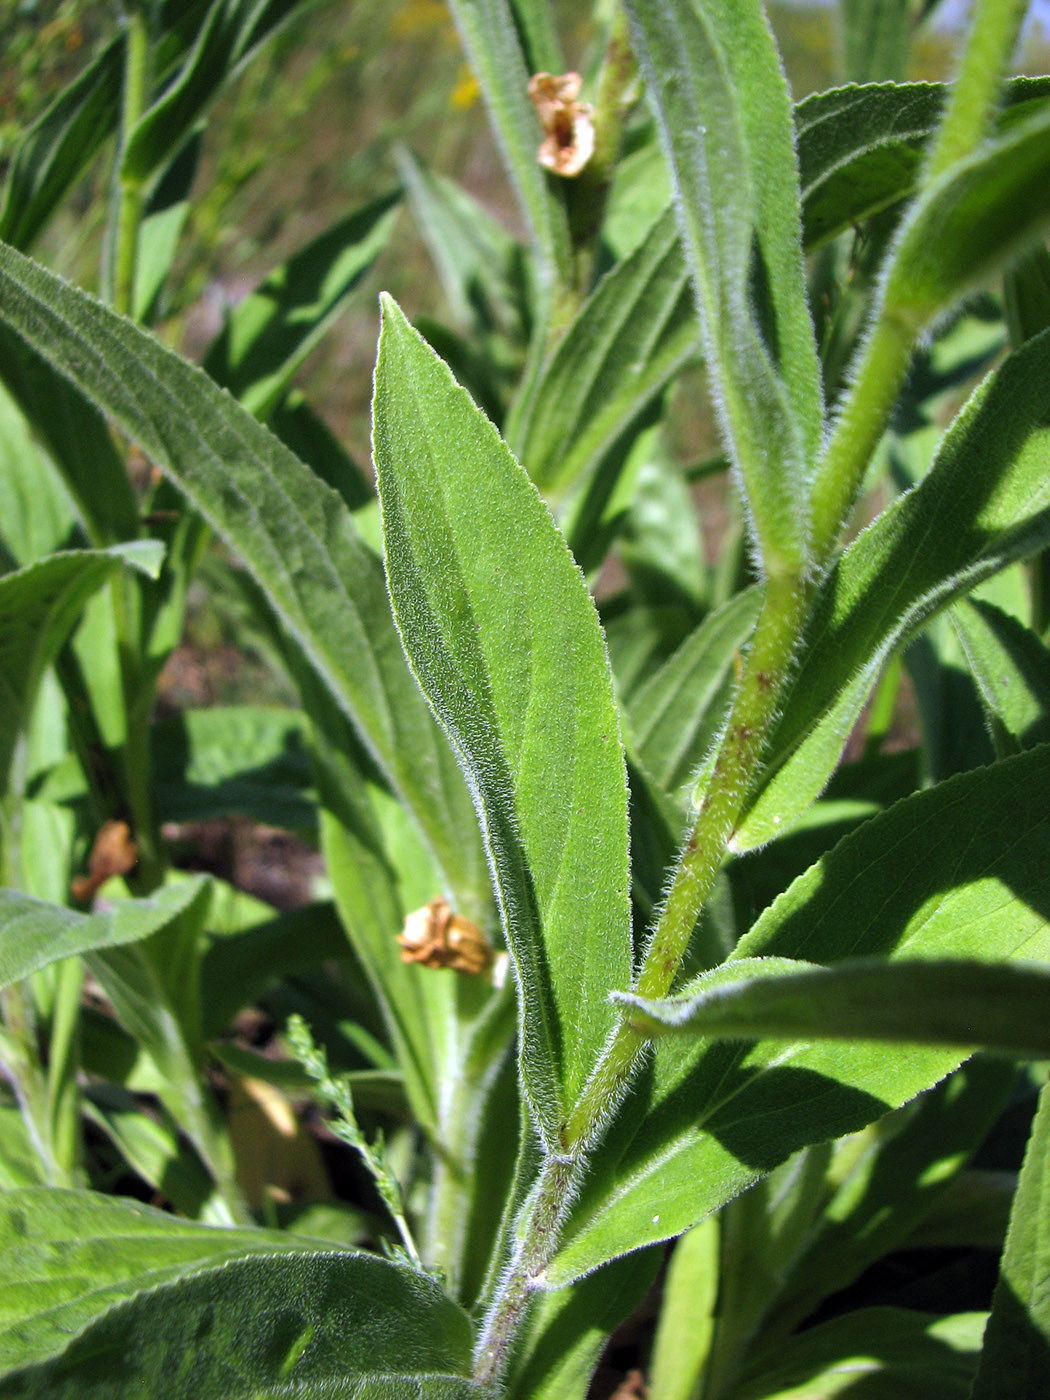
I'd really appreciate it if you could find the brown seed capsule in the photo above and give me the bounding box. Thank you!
[528,71,595,177]
[397,896,494,976]
[71,819,138,903]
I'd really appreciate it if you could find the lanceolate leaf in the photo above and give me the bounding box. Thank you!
[0,239,487,911]
[625,0,823,575]
[796,76,1050,250]
[0,881,206,991]
[736,326,1050,849]
[121,0,319,185]
[0,543,163,794]
[444,0,572,297]
[550,746,1050,1284]
[970,1079,1050,1397]
[0,0,211,252]
[373,297,631,1143]
[0,1189,477,1397]
[620,956,1050,1059]
[203,190,402,419]
[950,597,1050,754]
[508,207,698,498]
[883,103,1050,327]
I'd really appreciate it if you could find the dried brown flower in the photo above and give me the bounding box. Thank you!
[71,819,138,903]
[397,897,495,975]
[528,71,595,177]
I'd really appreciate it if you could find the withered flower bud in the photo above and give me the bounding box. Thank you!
[398,897,495,976]
[528,71,595,177]
[71,819,138,903]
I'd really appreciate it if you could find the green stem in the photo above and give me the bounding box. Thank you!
[807,308,916,566]
[473,573,809,1384]
[111,6,151,316]
[477,1,1031,1381]
[922,0,1028,184]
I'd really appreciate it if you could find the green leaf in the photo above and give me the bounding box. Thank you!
[373,296,631,1141]
[648,1217,720,1400]
[970,1078,1050,1397]
[0,323,140,546]
[0,880,207,992]
[0,2,211,251]
[0,384,76,566]
[199,901,352,1036]
[122,0,319,185]
[444,0,572,296]
[614,426,706,613]
[133,129,203,325]
[0,1189,477,1397]
[950,597,1050,755]
[0,543,162,795]
[758,1059,1015,1344]
[884,102,1050,328]
[151,704,316,831]
[733,1308,984,1400]
[550,745,1050,1283]
[620,957,1050,1059]
[82,1084,223,1222]
[0,238,487,910]
[396,146,527,342]
[840,0,910,82]
[505,1251,660,1400]
[508,207,697,499]
[795,76,1050,252]
[625,0,823,574]
[203,190,401,419]
[627,588,761,804]
[737,326,1050,849]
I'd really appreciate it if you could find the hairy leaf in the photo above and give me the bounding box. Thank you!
[0,880,206,992]
[625,0,823,574]
[0,239,487,910]
[373,297,631,1142]
[0,1189,476,1397]
[737,327,1050,848]
[621,957,1050,1058]
[551,746,1050,1283]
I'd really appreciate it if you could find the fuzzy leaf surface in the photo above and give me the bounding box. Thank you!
[620,957,1050,1058]
[884,103,1050,325]
[0,880,206,991]
[795,76,1050,249]
[625,0,823,573]
[509,207,697,496]
[373,297,631,1142]
[550,746,1050,1283]
[0,1189,477,1397]
[736,326,1050,848]
[0,239,487,910]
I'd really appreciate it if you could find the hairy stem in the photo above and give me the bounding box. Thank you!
[110,6,150,316]
[922,0,1028,183]
[473,573,808,1383]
